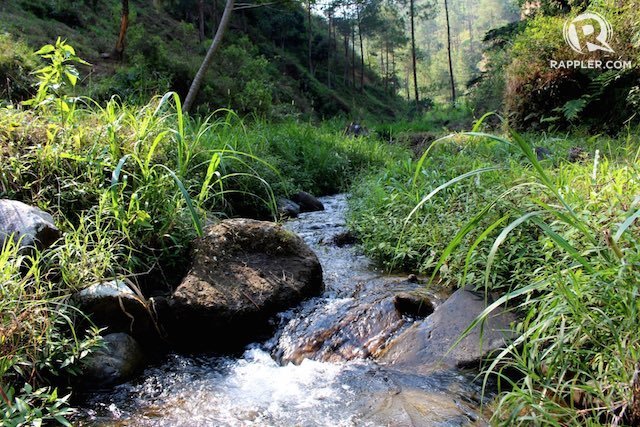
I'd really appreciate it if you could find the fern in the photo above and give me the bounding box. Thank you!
[560,70,629,122]
[562,98,588,121]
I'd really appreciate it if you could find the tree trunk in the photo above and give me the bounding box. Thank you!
[380,47,384,91]
[405,69,410,101]
[344,33,349,85]
[327,14,333,88]
[114,0,129,60]
[444,0,456,104]
[358,15,364,92]
[351,25,356,88]
[391,48,396,93]
[307,0,313,75]
[385,41,390,94]
[410,0,419,104]
[198,0,205,42]
[183,0,235,113]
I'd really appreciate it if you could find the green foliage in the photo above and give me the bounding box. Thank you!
[1,383,74,427]
[0,33,39,103]
[348,114,640,424]
[447,129,640,425]
[0,238,103,426]
[0,40,408,425]
[503,5,640,131]
[205,39,275,116]
[22,38,88,124]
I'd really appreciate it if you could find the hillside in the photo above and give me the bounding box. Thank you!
[0,0,405,119]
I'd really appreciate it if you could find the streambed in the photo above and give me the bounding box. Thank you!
[78,194,490,426]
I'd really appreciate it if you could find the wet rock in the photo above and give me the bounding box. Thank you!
[290,191,324,213]
[381,286,517,372]
[332,230,357,247]
[407,273,419,283]
[277,293,405,364]
[82,333,144,388]
[0,199,60,249]
[168,219,323,350]
[568,146,588,162]
[362,379,482,426]
[277,198,300,219]
[394,290,434,318]
[74,280,158,343]
[274,277,437,364]
[535,146,551,160]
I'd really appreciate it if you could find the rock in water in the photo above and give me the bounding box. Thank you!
[393,290,434,318]
[381,286,516,372]
[167,219,323,350]
[0,199,60,249]
[74,280,159,344]
[81,333,144,388]
[277,198,301,219]
[290,191,324,213]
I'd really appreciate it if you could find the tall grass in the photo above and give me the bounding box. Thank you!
[441,129,640,425]
[0,237,102,425]
[352,115,640,424]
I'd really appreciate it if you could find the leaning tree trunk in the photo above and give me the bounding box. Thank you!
[183,0,235,113]
[444,0,456,104]
[114,0,129,60]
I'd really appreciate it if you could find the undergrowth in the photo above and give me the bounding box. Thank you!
[0,41,401,424]
[348,115,640,425]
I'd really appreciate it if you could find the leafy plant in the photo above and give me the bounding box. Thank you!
[22,38,89,123]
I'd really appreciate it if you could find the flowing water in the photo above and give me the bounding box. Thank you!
[78,194,490,426]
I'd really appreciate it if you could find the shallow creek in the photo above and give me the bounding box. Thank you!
[78,194,491,426]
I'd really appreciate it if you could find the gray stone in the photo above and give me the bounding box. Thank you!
[277,198,301,219]
[82,333,144,388]
[290,191,324,213]
[0,199,60,249]
[167,218,323,350]
[393,290,434,318]
[381,287,517,372]
[75,280,158,342]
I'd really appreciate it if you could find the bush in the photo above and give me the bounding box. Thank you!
[503,6,640,131]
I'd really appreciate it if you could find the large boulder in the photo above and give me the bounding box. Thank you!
[74,280,159,344]
[81,333,144,388]
[0,199,60,249]
[290,192,324,213]
[380,287,517,372]
[167,219,323,350]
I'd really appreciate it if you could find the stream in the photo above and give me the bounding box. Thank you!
[78,194,490,426]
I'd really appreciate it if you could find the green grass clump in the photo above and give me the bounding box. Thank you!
[348,119,640,424]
